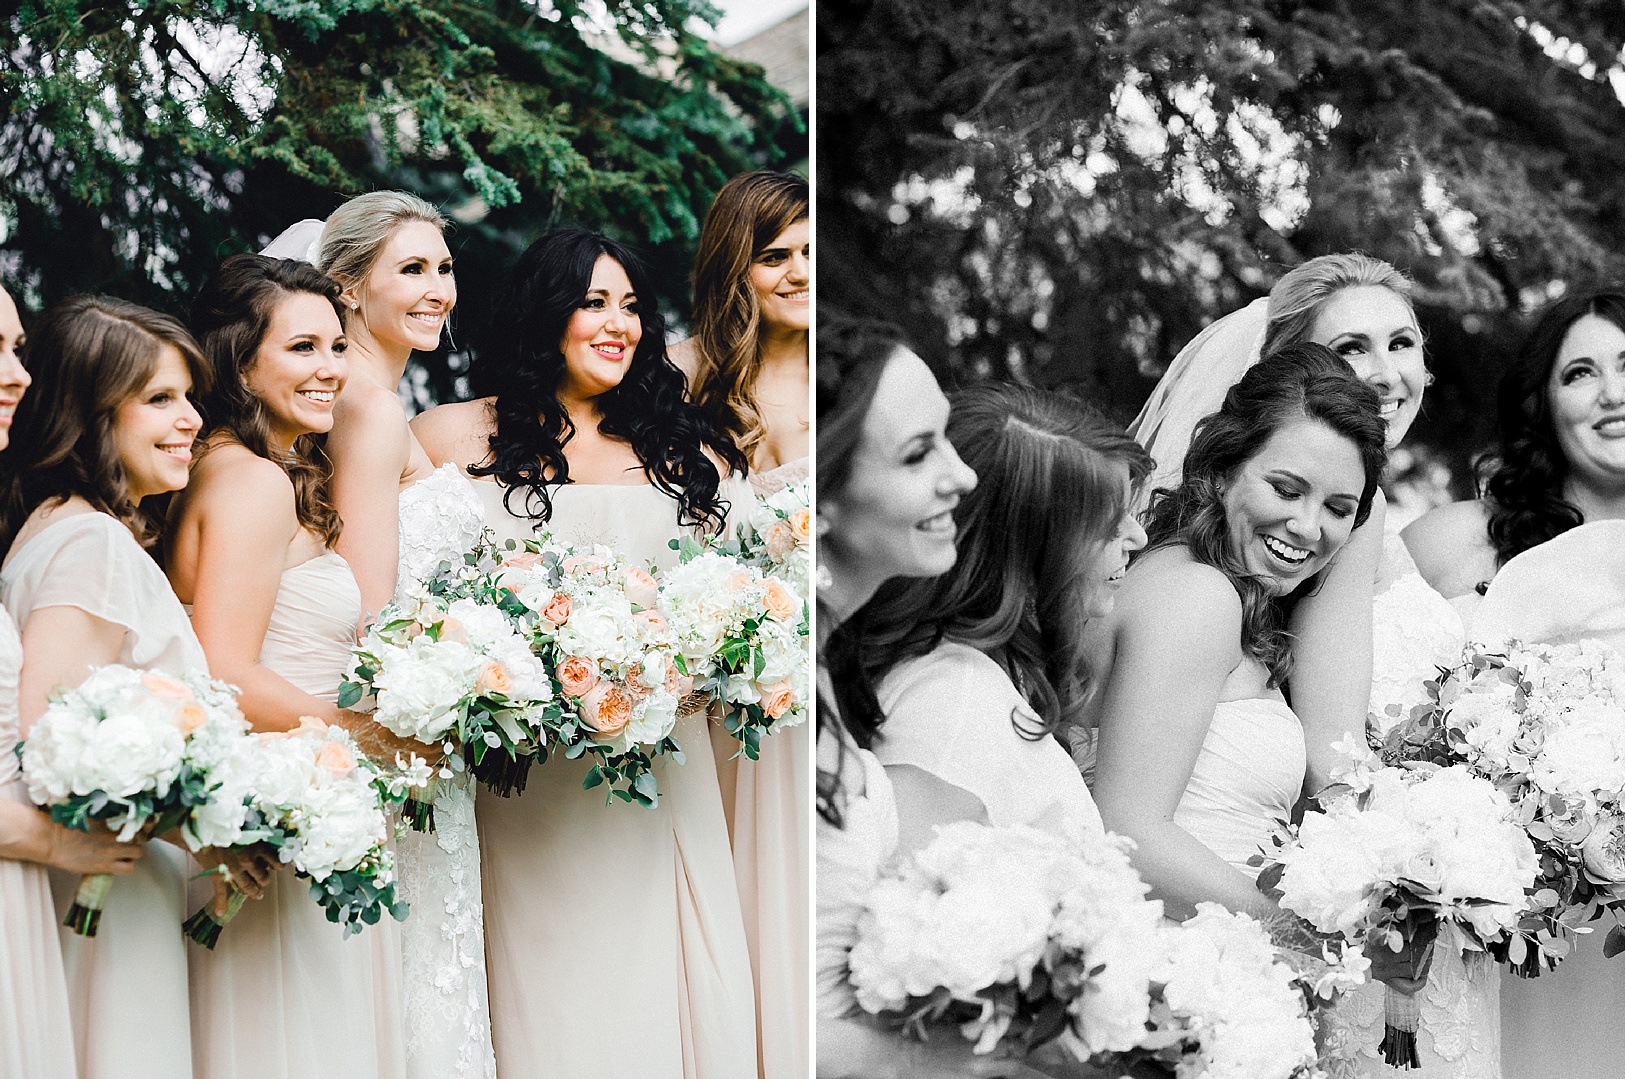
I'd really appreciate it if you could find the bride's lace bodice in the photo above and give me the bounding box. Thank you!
[1368,526,1465,739]
[392,463,497,1079]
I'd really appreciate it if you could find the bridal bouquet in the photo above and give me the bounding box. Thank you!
[18,665,250,936]
[1374,638,1625,977]
[1268,748,1538,1066]
[244,716,408,936]
[483,537,685,805]
[340,583,559,830]
[658,542,809,760]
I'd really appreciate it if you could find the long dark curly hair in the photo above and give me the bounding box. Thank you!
[815,308,906,828]
[0,296,211,552]
[860,383,1152,740]
[190,254,345,547]
[1143,343,1386,687]
[1482,288,1625,566]
[468,228,743,534]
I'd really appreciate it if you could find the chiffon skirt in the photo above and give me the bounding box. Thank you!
[0,781,76,1079]
[478,706,758,1079]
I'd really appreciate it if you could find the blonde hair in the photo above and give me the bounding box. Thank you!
[317,191,448,323]
[1262,252,1414,357]
[688,171,808,465]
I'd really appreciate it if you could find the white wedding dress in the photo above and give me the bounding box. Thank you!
[391,464,497,1079]
[1322,524,1503,1079]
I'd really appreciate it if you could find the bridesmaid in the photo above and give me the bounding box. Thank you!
[411,227,756,1079]
[815,312,1068,1078]
[1085,345,1387,921]
[165,254,407,1079]
[673,168,811,1079]
[311,192,498,1079]
[0,296,217,1079]
[1404,288,1625,1076]
[0,284,141,1079]
[859,384,1148,847]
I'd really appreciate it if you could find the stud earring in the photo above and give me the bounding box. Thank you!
[1424,371,1436,387]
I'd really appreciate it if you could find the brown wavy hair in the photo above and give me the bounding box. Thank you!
[0,296,211,550]
[189,254,345,546]
[1142,343,1386,687]
[687,170,808,466]
[861,383,1152,739]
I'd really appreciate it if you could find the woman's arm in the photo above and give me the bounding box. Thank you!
[1288,490,1382,798]
[1091,558,1276,922]
[177,453,336,732]
[1402,498,1497,600]
[0,797,144,874]
[886,763,991,862]
[328,386,410,621]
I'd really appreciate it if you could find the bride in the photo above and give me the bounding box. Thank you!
[263,194,496,1079]
[1084,343,1388,919]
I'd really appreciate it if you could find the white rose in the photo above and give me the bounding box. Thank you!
[557,604,626,660]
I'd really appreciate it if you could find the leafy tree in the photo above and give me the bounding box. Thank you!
[1,0,801,403]
[818,0,1625,493]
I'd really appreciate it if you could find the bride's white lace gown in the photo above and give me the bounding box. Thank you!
[392,464,497,1079]
[1321,525,1502,1079]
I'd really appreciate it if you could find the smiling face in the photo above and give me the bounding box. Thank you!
[1308,285,1426,448]
[749,218,810,334]
[0,288,31,452]
[1080,467,1149,619]
[244,291,348,451]
[1548,314,1625,494]
[557,254,643,402]
[1221,417,1366,595]
[822,347,978,598]
[114,344,202,501]
[349,220,455,356]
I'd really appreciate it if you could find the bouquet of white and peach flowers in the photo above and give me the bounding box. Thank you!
[340,582,559,830]
[741,480,811,598]
[18,665,251,935]
[658,542,809,760]
[482,536,686,805]
[1267,745,1538,1066]
[244,716,409,936]
[1373,638,1625,978]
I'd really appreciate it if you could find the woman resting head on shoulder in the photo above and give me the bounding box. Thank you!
[413,226,744,535]
[675,169,810,477]
[166,254,358,736]
[856,383,1149,845]
[1086,343,1385,922]
[1405,288,1625,601]
[314,189,454,619]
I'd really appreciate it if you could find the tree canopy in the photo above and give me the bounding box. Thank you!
[818,0,1625,496]
[2,0,802,403]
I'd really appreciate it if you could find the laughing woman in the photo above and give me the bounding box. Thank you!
[1084,345,1386,922]
[0,296,212,1079]
[166,254,407,1079]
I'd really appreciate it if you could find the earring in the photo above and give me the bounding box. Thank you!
[815,560,834,592]
[350,302,359,311]
[1424,371,1436,387]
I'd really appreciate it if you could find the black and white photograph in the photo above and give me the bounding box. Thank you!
[815,3,1625,1077]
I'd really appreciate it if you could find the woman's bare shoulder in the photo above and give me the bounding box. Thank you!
[1402,498,1496,598]
[410,397,496,470]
